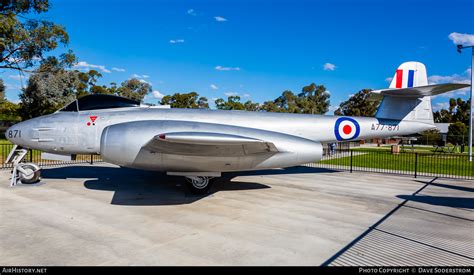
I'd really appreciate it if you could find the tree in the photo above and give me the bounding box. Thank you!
[197,96,209,109]
[260,100,281,112]
[274,90,300,113]
[18,62,80,119]
[447,122,468,145]
[0,78,21,120]
[214,96,261,111]
[334,89,380,116]
[215,96,245,110]
[298,83,330,114]
[418,129,440,145]
[160,92,208,108]
[0,100,20,120]
[434,97,471,125]
[243,100,259,111]
[76,69,103,97]
[0,78,5,104]
[116,78,151,102]
[0,0,74,73]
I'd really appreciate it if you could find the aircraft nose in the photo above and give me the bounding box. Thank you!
[5,122,25,145]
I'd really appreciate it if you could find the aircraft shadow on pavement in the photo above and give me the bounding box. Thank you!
[40,165,337,206]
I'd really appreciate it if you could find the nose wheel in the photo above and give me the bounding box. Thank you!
[14,163,42,185]
[5,145,42,186]
[184,176,214,194]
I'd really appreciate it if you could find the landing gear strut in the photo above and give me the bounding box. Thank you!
[184,176,214,194]
[5,145,41,186]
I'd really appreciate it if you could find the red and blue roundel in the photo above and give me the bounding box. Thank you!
[334,117,360,141]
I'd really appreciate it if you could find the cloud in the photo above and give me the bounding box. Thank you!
[243,93,251,98]
[138,79,152,85]
[224,92,238,97]
[152,90,165,99]
[210,84,219,90]
[74,61,111,73]
[132,74,150,79]
[448,32,474,46]
[187,9,196,16]
[429,68,471,97]
[214,16,227,22]
[169,39,185,44]
[215,65,240,71]
[8,74,25,81]
[385,77,393,83]
[433,102,450,111]
[323,63,336,71]
[112,67,125,72]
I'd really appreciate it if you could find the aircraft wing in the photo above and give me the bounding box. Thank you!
[372,83,470,98]
[142,132,279,157]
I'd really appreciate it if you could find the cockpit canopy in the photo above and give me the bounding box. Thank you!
[60,94,141,112]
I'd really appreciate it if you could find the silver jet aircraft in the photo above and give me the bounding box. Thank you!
[5,62,469,193]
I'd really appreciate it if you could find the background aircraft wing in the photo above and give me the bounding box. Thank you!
[142,132,279,157]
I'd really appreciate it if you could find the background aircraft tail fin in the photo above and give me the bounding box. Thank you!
[374,61,469,124]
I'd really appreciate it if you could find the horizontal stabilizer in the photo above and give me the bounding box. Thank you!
[143,132,278,157]
[372,83,470,98]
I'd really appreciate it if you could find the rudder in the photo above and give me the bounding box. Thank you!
[377,61,433,124]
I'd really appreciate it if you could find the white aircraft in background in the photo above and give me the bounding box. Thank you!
[5,61,469,193]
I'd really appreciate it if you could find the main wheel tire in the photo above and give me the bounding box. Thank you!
[184,176,213,194]
[19,164,41,184]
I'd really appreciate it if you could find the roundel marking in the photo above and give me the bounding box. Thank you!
[334,117,360,141]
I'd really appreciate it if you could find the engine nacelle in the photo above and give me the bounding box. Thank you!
[100,120,322,172]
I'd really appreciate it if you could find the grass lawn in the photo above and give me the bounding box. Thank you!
[320,151,474,177]
[353,145,468,154]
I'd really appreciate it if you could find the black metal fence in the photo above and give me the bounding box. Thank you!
[308,148,473,180]
[1,142,473,180]
[1,143,102,169]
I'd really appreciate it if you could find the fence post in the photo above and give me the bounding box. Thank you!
[414,152,418,178]
[29,149,33,162]
[350,150,353,173]
[90,154,93,165]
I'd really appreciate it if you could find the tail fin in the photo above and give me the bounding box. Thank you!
[389,61,428,88]
[374,61,469,124]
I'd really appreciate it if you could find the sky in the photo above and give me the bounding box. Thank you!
[2,0,474,112]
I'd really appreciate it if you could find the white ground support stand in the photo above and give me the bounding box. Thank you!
[5,145,41,186]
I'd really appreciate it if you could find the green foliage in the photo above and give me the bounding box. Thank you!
[0,100,20,120]
[0,78,5,104]
[298,83,330,114]
[260,100,281,113]
[116,78,151,102]
[334,89,380,116]
[243,100,259,111]
[274,90,300,113]
[1,0,49,14]
[18,63,80,119]
[215,96,245,110]
[0,0,74,72]
[434,97,471,125]
[259,84,330,114]
[447,121,468,145]
[160,92,208,109]
[418,129,441,145]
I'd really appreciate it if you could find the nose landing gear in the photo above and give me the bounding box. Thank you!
[5,145,42,186]
[184,176,214,194]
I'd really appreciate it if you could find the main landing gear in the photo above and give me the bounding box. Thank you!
[5,145,41,186]
[184,176,214,194]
